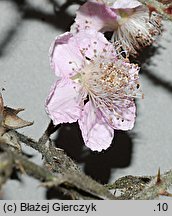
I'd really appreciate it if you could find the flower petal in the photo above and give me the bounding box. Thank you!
[45,79,84,125]
[101,99,136,131]
[74,29,116,60]
[71,1,117,33]
[50,30,116,79]
[78,101,114,152]
[49,32,84,78]
[112,0,141,9]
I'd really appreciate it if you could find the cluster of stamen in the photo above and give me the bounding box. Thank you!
[99,63,130,92]
[69,40,142,124]
[114,7,162,55]
[78,59,141,111]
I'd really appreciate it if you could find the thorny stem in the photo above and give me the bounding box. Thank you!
[38,120,61,145]
[0,146,95,199]
[13,125,115,200]
[14,130,79,174]
[1,124,172,199]
[134,169,172,199]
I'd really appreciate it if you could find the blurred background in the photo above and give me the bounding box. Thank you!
[0,0,172,199]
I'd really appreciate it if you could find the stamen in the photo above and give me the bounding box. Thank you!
[113,7,162,56]
[73,57,140,108]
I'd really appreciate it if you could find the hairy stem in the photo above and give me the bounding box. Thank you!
[133,169,172,199]
[13,128,115,200]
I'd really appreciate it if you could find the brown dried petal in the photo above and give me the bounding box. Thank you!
[3,107,33,129]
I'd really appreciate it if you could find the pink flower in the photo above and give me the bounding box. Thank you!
[71,0,162,56]
[46,30,142,151]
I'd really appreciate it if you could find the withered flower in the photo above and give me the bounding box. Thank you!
[0,94,33,149]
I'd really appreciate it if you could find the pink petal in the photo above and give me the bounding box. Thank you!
[45,79,84,125]
[112,0,141,9]
[49,32,84,78]
[78,101,114,152]
[71,1,117,33]
[100,99,136,131]
[74,29,116,60]
[50,30,115,79]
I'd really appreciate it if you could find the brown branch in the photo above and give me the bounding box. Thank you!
[105,175,152,199]
[15,130,79,174]
[2,121,172,200]
[2,134,172,200]
[38,120,60,145]
[12,128,115,200]
[0,145,115,199]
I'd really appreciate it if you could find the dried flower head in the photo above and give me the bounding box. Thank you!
[0,94,33,149]
[71,0,162,56]
[46,30,143,151]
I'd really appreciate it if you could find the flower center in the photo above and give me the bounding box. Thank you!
[71,59,139,111]
[99,63,129,91]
